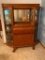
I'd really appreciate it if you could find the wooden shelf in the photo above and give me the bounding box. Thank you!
[5,24,11,26]
[6,30,12,33]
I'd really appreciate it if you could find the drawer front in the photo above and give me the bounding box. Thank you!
[13,26,35,34]
[13,34,34,47]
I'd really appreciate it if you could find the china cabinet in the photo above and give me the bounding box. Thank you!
[2,4,40,52]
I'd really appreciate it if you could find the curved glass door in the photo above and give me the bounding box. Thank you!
[4,10,11,25]
[4,9,12,43]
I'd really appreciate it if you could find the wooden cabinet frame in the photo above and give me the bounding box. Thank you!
[2,4,40,52]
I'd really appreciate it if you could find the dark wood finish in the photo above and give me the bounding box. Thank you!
[13,23,35,52]
[0,20,2,31]
[2,4,40,52]
[2,4,40,9]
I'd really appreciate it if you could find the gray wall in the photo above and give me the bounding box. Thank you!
[38,0,45,46]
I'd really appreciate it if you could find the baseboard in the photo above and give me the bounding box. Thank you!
[34,39,39,45]
[39,40,45,49]
[35,39,45,49]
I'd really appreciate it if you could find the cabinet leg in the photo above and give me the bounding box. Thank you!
[32,45,35,50]
[13,47,16,52]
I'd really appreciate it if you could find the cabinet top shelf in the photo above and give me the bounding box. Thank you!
[2,4,40,9]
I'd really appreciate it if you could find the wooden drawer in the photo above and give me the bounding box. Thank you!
[13,27,35,34]
[13,34,34,47]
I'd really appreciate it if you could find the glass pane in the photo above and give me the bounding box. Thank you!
[4,10,11,25]
[14,9,30,22]
[30,9,34,20]
[35,10,39,21]
[4,9,12,43]
[6,32,12,43]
